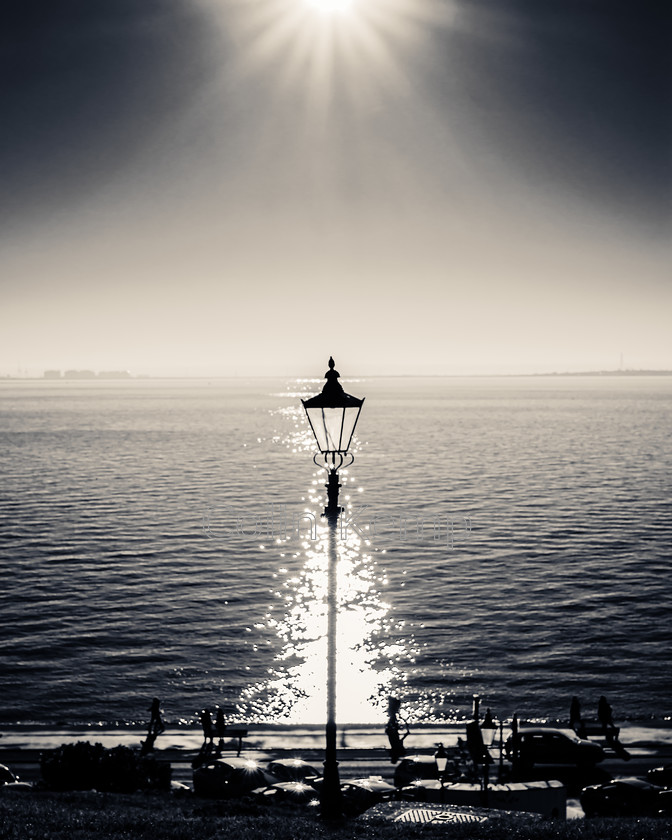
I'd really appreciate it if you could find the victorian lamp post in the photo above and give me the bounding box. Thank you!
[434,743,448,802]
[301,357,364,819]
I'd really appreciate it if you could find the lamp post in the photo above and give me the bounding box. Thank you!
[301,357,364,820]
[498,719,505,783]
[481,709,497,749]
[434,742,448,802]
[480,717,497,803]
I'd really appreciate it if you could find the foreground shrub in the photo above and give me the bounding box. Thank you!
[40,741,171,792]
[1,792,672,840]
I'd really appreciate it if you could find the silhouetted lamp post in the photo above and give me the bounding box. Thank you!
[301,357,364,819]
[498,720,505,782]
[434,742,448,800]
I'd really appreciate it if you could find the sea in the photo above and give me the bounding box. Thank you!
[1,375,671,730]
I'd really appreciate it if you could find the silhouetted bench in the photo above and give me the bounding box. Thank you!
[220,726,248,756]
[574,720,621,741]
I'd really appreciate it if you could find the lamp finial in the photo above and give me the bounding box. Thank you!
[325,358,341,389]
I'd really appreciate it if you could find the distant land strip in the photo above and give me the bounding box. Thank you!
[1,369,671,381]
[531,369,672,377]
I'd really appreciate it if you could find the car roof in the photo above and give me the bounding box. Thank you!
[213,757,262,770]
[614,777,662,790]
[269,758,314,765]
[345,777,396,790]
[518,727,574,736]
[269,781,315,791]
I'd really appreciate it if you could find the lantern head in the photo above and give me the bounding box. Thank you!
[302,357,364,455]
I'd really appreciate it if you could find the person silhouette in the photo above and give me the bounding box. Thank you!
[569,696,582,732]
[215,707,226,739]
[385,697,409,764]
[140,697,165,755]
[214,706,226,754]
[597,695,618,739]
[148,697,165,736]
[508,713,520,763]
[200,708,215,746]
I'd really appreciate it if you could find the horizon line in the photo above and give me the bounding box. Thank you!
[3,368,672,382]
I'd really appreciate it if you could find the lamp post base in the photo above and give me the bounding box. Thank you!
[320,753,343,820]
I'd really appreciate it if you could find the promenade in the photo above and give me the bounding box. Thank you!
[2,721,671,793]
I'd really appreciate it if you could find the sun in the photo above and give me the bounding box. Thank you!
[305,0,354,14]
[208,0,456,112]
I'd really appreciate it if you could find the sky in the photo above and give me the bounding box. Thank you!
[1,0,671,377]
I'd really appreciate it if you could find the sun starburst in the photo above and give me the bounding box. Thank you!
[205,0,456,110]
[305,0,355,15]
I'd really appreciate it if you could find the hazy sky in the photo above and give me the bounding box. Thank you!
[2,0,670,376]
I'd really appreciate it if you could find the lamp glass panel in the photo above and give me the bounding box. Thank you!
[322,408,343,452]
[340,405,361,452]
[305,406,329,452]
[304,403,362,453]
[305,406,345,452]
[322,407,345,451]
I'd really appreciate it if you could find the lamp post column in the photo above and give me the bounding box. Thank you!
[322,468,343,819]
[498,720,504,782]
[301,358,364,821]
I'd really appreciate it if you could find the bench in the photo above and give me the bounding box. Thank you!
[219,726,248,757]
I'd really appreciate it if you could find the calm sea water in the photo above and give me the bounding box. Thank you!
[1,376,671,728]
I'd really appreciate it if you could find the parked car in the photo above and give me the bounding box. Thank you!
[0,764,18,785]
[0,763,31,791]
[266,758,319,783]
[658,789,672,816]
[193,757,278,798]
[305,774,396,816]
[581,777,666,817]
[506,728,604,768]
[254,781,319,805]
[340,776,397,816]
[398,779,449,803]
[394,754,445,787]
[648,764,672,787]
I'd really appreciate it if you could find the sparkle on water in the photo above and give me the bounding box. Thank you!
[240,383,410,724]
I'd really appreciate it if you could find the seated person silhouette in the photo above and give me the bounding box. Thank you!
[191,708,216,768]
[215,707,226,754]
[597,695,619,740]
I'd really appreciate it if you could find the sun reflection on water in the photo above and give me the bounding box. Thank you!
[243,519,408,723]
[240,381,411,724]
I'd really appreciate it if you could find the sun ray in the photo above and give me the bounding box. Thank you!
[305,0,355,14]
[204,0,457,112]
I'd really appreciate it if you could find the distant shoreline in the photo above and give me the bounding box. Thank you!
[529,369,672,377]
[2,370,672,381]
